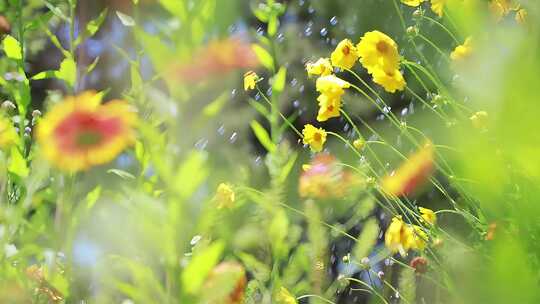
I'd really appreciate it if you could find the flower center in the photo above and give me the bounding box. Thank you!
[342,45,350,55]
[376,41,389,53]
[75,131,104,147]
[314,132,322,142]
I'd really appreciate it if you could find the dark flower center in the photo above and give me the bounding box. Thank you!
[376,41,389,53]
[75,131,103,147]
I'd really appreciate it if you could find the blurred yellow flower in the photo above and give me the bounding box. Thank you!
[316,75,351,97]
[0,116,18,149]
[515,8,527,24]
[411,225,428,250]
[381,141,434,197]
[243,71,258,91]
[316,94,341,122]
[470,111,488,129]
[306,58,333,77]
[431,0,446,17]
[357,31,400,74]
[353,138,365,150]
[385,216,414,255]
[36,91,137,172]
[401,0,425,6]
[450,37,473,61]
[302,124,327,152]
[331,39,358,70]
[275,287,297,304]
[214,183,235,209]
[372,68,406,93]
[489,0,513,21]
[419,207,437,225]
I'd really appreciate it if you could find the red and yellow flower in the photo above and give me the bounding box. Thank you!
[36,91,137,172]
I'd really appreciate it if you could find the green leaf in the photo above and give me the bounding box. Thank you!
[250,120,276,153]
[85,186,102,210]
[8,147,28,178]
[2,35,22,60]
[352,219,379,260]
[268,209,289,259]
[202,92,228,118]
[75,9,108,46]
[252,44,274,71]
[272,67,287,94]
[398,268,416,303]
[116,11,136,27]
[278,152,297,184]
[174,151,208,199]
[181,241,225,295]
[248,100,270,117]
[158,0,188,21]
[107,169,136,180]
[57,57,77,88]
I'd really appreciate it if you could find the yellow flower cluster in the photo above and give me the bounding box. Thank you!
[357,31,406,93]
[315,75,351,121]
[385,216,429,256]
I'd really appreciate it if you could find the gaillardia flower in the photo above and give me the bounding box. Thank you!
[419,207,437,225]
[203,262,246,304]
[0,116,18,149]
[243,71,258,91]
[299,154,359,199]
[450,37,473,61]
[357,31,400,74]
[302,124,327,152]
[214,183,236,209]
[36,91,137,172]
[330,39,359,70]
[306,58,333,77]
[381,141,434,197]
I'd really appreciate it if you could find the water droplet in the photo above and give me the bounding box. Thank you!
[383,106,391,113]
[266,87,272,96]
[308,6,315,14]
[217,125,225,135]
[190,235,202,245]
[229,132,238,143]
[293,100,300,108]
[290,78,298,87]
[400,107,408,116]
[330,16,338,26]
[231,89,237,97]
[320,27,328,37]
[304,25,313,37]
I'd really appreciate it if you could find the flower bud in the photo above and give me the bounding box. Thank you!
[32,110,42,117]
[1,100,16,111]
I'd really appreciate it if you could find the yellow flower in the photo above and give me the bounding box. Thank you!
[410,225,428,250]
[385,216,415,256]
[353,138,365,150]
[302,124,327,152]
[316,94,341,122]
[36,91,137,172]
[330,39,359,70]
[470,111,488,129]
[0,116,18,149]
[450,37,473,61]
[306,58,333,77]
[419,207,437,225]
[515,8,527,24]
[431,0,446,17]
[401,0,425,7]
[372,68,406,93]
[243,71,258,91]
[275,287,297,304]
[214,183,235,209]
[316,75,350,97]
[357,31,400,74]
[489,0,513,21]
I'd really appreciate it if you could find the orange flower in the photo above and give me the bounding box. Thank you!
[169,38,259,83]
[381,141,434,197]
[36,91,137,172]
